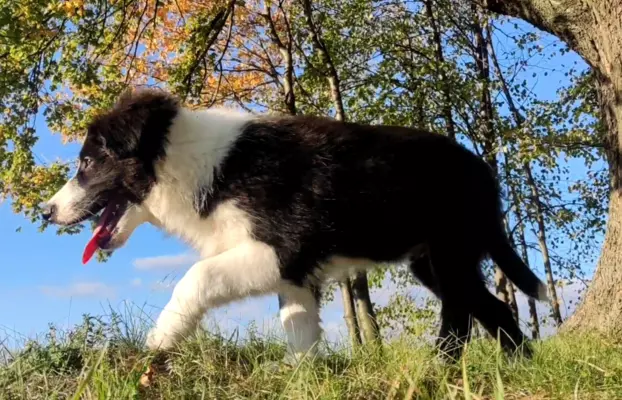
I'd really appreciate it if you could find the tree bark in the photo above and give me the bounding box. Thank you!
[341,279,362,347]
[503,149,540,336]
[482,0,622,336]
[502,216,520,321]
[502,150,542,337]
[517,217,541,339]
[524,163,563,326]
[423,0,456,140]
[266,4,358,350]
[301,0,380,342]
[494,267,512,309]
[472,4,517,311]
[263,2,296,115]
[507,278,518,321]
[301,0,345,122]
[352,272,381,344]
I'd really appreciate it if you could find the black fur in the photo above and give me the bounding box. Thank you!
[75,89,545,359]
[203,115,539,357]
[79,89,178,207]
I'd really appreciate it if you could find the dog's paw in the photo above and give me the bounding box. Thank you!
[145,328,168,351]
[139,364,157,388]
[139,353,173,388]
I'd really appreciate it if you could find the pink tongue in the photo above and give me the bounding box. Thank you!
[82,204,114,265]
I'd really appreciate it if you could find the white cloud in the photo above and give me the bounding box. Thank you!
[40,282,115,299]
[130,278,142,287]
[133,253,199,271]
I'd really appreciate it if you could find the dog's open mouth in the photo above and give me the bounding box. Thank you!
[82,196,128,264]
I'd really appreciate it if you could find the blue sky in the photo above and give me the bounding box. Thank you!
[0,19,602,348]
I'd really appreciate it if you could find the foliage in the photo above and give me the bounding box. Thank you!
[0,0,609,329]
[376,292,439,340]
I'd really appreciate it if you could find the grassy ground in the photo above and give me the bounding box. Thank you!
[1,317,622,399]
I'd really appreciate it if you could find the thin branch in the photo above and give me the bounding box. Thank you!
[181,0,236,100]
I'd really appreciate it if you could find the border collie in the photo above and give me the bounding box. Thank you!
[43,88,548,369]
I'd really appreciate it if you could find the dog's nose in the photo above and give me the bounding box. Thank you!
[41,204,56,222]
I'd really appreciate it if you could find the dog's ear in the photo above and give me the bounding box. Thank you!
[96,87,179,160]
[113,87,178,113]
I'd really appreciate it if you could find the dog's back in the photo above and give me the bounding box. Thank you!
[208,114,496,268]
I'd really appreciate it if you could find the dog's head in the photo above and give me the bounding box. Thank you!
[43,88,179,254]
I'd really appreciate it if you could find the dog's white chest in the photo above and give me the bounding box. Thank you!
[146,184,254,259]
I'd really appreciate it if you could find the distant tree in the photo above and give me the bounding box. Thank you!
[481,0,619,336]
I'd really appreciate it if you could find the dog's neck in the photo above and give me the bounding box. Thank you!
[141,106,253,256]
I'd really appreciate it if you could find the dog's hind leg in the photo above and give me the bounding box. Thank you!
[278,284,322,364]
[427,238,531,359]
[467,279,532,357]
[408,247,439,296]
[409,247,473,361]
[422,240,482,361]
[145,240,282,352]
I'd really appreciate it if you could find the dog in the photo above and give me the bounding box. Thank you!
[43,88,548,376]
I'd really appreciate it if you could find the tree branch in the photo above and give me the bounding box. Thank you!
[480,0,597,66]
[301,0,346,121]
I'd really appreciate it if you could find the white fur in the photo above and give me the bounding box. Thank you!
[146,240,283,350]
[106,204,158,250]
[319,256,379,282]
[138,108,254,258]
[139,107,386,354]
[46,106,376,357]
[126,107,289,350]
[46,176,87,224]
[279,285,322,362]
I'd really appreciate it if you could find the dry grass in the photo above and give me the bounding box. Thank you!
[1,313,622,399]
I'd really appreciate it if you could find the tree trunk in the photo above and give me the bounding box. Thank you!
[352,272,381,344]
[301,0,345,122]
[423,0,456,140]
[502,216,519,321]
[565,183,622,335]
[472,321,481,339]
[301,0,379,342]
[341,279,362,347]
[515,206,541,339]
[472,4,516,312]
[263,3,296,115]
[510,185,541,339]
[524,163,563,326]
[507,279,518,321]
[483,0,622,336]
[487,16,561,326]
[518,218,541,339]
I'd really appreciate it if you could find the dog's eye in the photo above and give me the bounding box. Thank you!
[81,157,93,170]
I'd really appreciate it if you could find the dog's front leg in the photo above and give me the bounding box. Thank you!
[140,241,282,385]
[146,240,282,350]
[278,286,322,364]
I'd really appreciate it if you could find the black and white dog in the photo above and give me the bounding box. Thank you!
[43,88,548,365]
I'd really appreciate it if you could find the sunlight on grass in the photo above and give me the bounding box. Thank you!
[1,310,622,399]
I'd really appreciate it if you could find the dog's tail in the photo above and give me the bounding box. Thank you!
[476,162,548,302]
[485,213,549,302]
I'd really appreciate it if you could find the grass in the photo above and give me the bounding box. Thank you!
[1,314,622,399]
